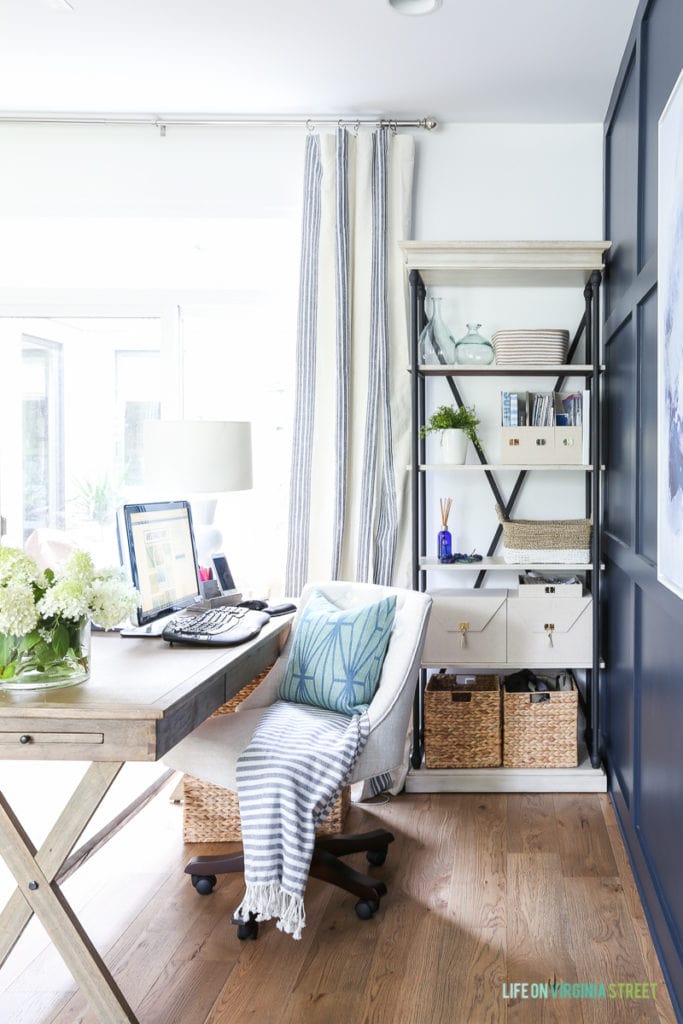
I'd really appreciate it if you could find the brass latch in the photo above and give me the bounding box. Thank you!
[544,623,555,647]
[457,622,469,648]
[508,438,520,446]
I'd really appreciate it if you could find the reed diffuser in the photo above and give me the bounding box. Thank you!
[438,498,453,561]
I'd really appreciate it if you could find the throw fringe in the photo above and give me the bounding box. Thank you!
[236,882,307,941]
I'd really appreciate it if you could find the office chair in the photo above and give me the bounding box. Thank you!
[163,580,432,939]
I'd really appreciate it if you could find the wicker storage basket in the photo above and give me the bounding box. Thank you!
[182,669,350,842]
[496,505,591,563]
[503,675,578,768]
[424,673,501,768]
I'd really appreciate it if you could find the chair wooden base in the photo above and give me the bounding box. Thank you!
[185,828,395,937]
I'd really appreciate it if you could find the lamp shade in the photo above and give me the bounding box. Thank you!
[142,420,253,493]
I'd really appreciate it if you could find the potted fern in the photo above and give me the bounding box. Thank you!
[419,404,481,464]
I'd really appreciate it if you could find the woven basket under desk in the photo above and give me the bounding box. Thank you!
[503,676,578,769]
[182,668,350,843]
[424,673,502,769]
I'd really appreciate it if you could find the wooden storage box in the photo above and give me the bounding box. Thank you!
[506,593,592,666]
[424,673,501,768]
[503,673,578,768]
[182,669,349,842]
[422,589,507,666]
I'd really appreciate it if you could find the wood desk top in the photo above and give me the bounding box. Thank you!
[0,617,291,763]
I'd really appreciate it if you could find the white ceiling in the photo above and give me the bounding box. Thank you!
[0,0,638,123]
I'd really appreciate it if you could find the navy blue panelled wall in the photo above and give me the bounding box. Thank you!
[603,0,683,1017]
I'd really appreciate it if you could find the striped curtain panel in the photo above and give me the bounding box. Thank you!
[285,127,415,595]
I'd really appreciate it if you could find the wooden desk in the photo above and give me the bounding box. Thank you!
[0,618,291,1024]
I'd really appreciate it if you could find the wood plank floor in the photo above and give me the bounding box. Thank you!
[0,786,677,1024]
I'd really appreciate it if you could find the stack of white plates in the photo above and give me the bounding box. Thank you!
[492,329,569,365]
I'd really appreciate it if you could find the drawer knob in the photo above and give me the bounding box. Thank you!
[28,881,39,891]
[19,735,32,745]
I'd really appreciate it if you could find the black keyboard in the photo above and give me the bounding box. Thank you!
[161,607,270,647]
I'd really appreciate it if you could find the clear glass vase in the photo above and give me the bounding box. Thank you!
[418,297,455,365]
[0,617,91,690]
[454,323,494,365]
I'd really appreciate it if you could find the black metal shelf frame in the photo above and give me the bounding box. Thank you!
[409,268,604,773]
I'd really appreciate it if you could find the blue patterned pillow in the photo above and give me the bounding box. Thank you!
[278,590,397,716]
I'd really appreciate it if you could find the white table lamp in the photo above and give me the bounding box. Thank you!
[142,420,253,566]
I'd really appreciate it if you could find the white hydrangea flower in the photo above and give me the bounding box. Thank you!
[89,576,139,630]
[37,579,90,622]
[0,547,43,588]
[0,581,39,636]
[58,551,95,586]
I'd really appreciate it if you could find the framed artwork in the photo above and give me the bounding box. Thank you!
[658,69,683,600]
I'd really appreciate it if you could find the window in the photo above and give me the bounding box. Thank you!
[0,212,299,596]
[22,335,64,539]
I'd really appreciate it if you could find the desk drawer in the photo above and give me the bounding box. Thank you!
[0,718,156,761]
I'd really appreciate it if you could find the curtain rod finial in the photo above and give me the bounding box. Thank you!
[422,116,438,131]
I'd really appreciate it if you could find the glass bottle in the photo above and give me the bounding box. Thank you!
[418,297,455,365]
[438,528,452,561]
[454,323,494,365]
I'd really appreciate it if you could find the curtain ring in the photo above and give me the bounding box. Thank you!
[389,120,398,136]
[354,120,360,136]
[306,119,315,133]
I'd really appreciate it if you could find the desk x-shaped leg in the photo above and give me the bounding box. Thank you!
[0,761,139,1023]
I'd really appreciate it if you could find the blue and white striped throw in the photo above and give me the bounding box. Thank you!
[235,700,370,940]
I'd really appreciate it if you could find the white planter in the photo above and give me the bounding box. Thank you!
[435,429,468,464]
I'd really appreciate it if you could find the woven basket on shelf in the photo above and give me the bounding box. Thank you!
[424,673,501,768]
[496,505,592,551]
[182,668,350,843]
[503,675,578,768]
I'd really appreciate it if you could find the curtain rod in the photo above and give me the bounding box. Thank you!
[0,113,438,132]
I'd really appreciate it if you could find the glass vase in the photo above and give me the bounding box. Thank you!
[454,323,494,365]
[418,297,455,365]
[437,529,452,561]
[0,617,91,690]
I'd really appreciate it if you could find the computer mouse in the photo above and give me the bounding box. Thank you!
[239,599,269,611]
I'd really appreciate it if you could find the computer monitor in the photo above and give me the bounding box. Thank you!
[117,500,201,627]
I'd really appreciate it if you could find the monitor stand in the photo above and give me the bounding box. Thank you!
[120,613,176,638]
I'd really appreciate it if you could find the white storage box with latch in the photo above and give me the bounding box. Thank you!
[422,590,507,666]
[506,594,592,667]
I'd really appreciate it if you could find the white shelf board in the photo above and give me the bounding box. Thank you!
[414,464,596,472]
[419,556,595,571]
[415,364,604,377]
[405,740,606,794]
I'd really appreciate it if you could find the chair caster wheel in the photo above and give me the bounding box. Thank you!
[355,898,379,920]
[236,916,259,940]
[366,846,388,866]
[191,874,217,895]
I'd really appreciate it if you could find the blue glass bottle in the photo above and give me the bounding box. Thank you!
[438,528,452,561]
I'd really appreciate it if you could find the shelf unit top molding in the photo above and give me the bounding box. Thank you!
[399,240,612,286]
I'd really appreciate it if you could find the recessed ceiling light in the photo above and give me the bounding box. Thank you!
[388,0,442,14]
